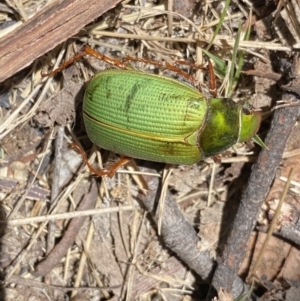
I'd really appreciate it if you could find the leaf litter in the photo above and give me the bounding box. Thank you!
[0,0,300,300]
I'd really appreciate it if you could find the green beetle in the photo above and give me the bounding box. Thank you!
[83,69,261,165]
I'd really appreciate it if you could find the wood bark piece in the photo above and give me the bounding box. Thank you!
[0,0,122,82]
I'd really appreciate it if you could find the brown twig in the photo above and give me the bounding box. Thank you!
[275,224,300,246]
[47,125,65,255]
[0,0,122,82]
[140,166,214,280]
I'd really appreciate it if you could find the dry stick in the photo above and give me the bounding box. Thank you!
[47,125,65,255]
[33,179,98,277]
[278,223,300,246]
[0,0,122,82]
[210,93,300,298]
[0,206,135,226]
[140,167,214,280]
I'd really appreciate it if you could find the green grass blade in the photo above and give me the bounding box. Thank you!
[227,22,242,97]
[202,49,227,78]
[252,134,268,150]
[206,0,231,51]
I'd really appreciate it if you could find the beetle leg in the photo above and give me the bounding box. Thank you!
[69,143,107,177]
[69,143,131,178]
[121,56,199,86]
[207,59,217,97]
[174,60,205,71]
[105,157,132,178]
[41,48,87,77]
[212,155,221,163]
[83,45,128,70]
[42,45,129,78]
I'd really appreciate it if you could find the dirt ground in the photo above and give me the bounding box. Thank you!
[1,0,300,300]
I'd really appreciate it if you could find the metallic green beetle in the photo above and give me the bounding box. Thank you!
[83,69,261,164]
